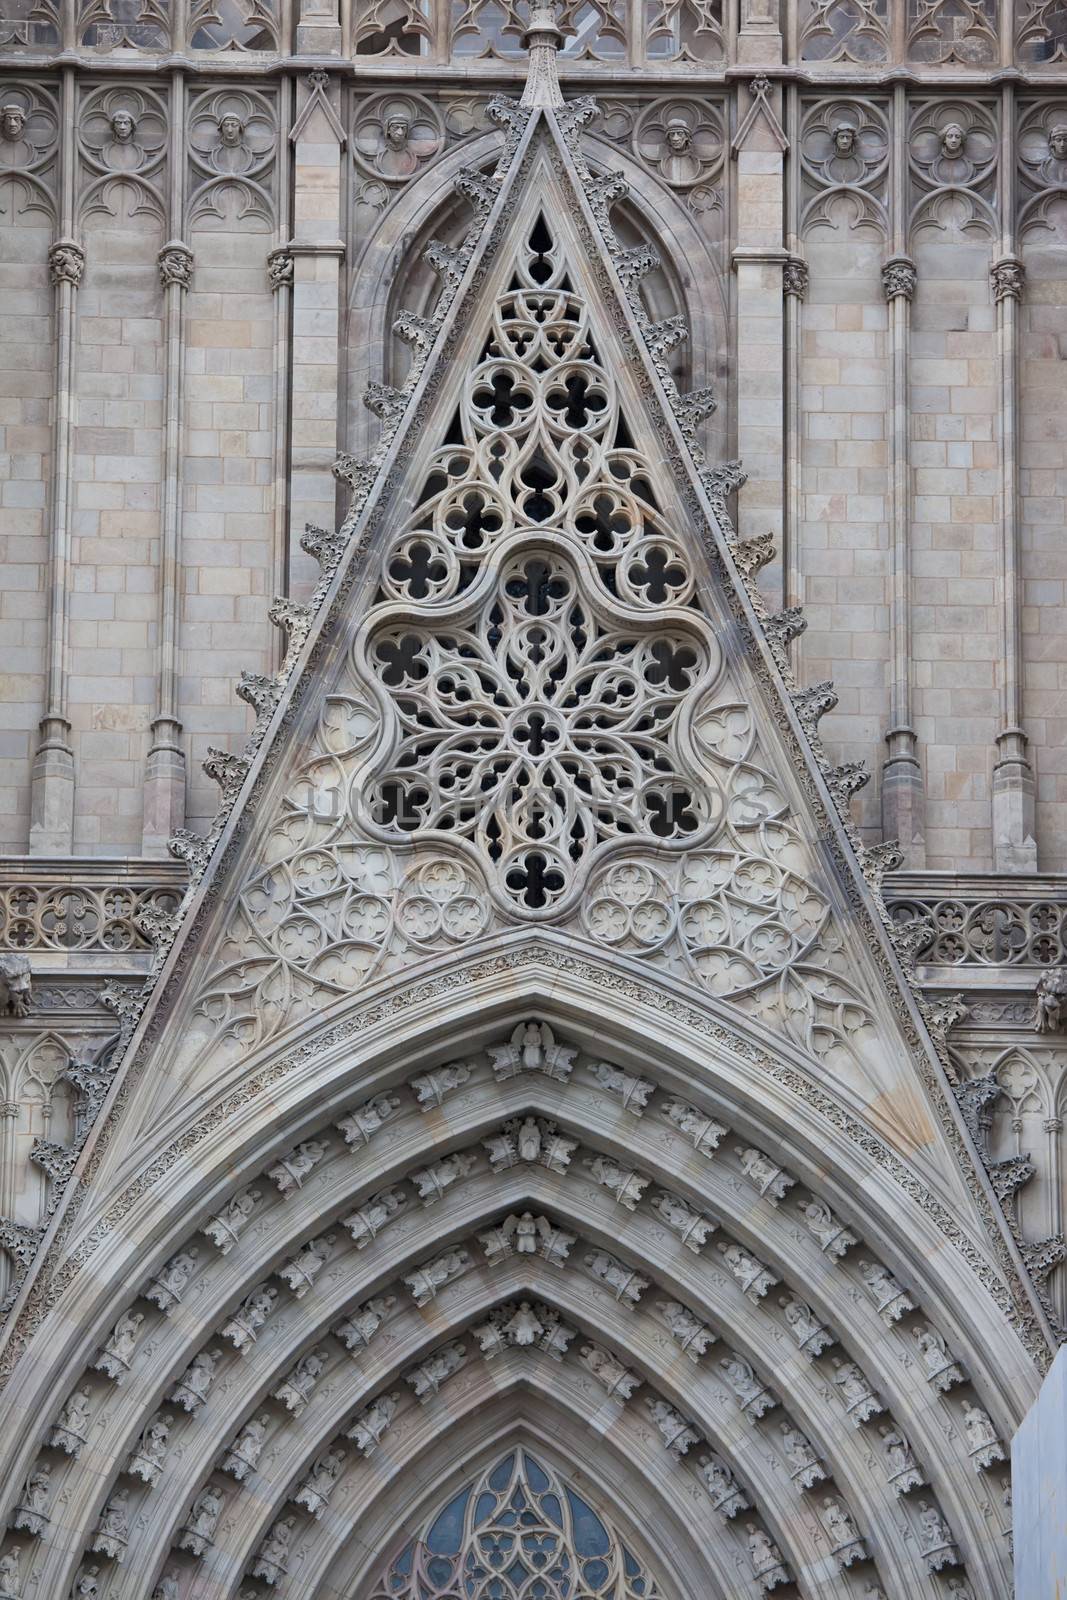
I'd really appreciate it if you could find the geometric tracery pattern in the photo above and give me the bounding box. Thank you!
[369,1450,662,1599]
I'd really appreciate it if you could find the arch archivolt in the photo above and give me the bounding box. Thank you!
[1,983,1019,1600]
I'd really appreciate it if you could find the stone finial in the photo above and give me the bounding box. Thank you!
[519,0,564,111]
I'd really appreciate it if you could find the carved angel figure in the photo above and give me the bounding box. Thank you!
[222,1284,278,1352]
[962,1401,1005,1470]
[912,1323,965,1390]
[273,1348,329,1414]
[719,1353,774,1418]
[659,1097,727,1155]
[479,1213,574,1267]
[12,1460,52,1535]
[736,1145,796,1203]
[584,1249,647,1307]
[336,1092,400,1146]
[821,1497,866,1567]
[169,1348,222,1413]
[859,1259,915,1324]
[276,1232,336,1298]
[657,1299,714,1360]
[93,1309,144,1380]
[485,1116,577,1173]
[746,1524,789,1590]
[125,1412,173,1486]
[590,1059,654,1114]
[404,1249,471,1307]
[646,1397,699,1459]
[412,1150,478,1205]
[202,1187,262,1253]
[579,1343,640,1401]
[345,1392,398,1456]
[145,1247,200,1312]
[779,1294,833,1356]
[0,1547,20,1600]
[409,1061,472,1109]
[406,1340,467,1399]
[295,1445,347,1518]
[779,1424,826,1489]
[880,1427,924,1493]
[334,1294,395,1352]
[832,1361,884,1426]
[489,1021,575,1082]
[797,1196,856,1257]
[698,1452,750,1517]
[343,1187,407,1248]
[90,1487,130,1558]
[650,1190,716,1252]
[177,1483,224,1555]
[252,1515,296,1582]
[221,1415,271,1481]
[584,1154,649,1211]
[268,1138,329,1196]
[49,1387,93,1455]
[717,1241,777,1301]
[917,1501,960,1570]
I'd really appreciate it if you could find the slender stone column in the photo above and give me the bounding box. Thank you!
[990,251,1036,870]
[287,69,346,597]
[143,81,192,855]
[880,251,923,864]
[731,76,788,606]
[782,255,807,616]
[30,70,81,855]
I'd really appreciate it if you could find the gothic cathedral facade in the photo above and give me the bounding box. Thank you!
[0,2,1065,1597]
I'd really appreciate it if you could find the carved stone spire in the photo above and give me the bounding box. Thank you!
[520,0,564,110]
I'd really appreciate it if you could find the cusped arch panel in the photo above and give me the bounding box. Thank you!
[0,976,1019,1600]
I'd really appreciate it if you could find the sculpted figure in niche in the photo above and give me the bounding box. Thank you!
[219,111,244,147]
[109,108,135,142]
[13,1460,51,1534]
[1036,968,1067,1033]
[72,1568,100,1600]
[385,113,409,150]
[832,121,857,155]
[49,1387,93,1454]
[940,121,965,157]
[0,1547,20,1599]
[1050,124,1067,161]
[0,105,25,141]
[665,116,692,153]
[222,1415,271,1480]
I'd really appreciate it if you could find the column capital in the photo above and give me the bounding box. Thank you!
[882,255,916,302]
[158,241,194,291]
[783,256,809,301]
[991,255,1025,303]
[48,238,85,289]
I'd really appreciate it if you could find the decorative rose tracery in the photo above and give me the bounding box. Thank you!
[369,1450,662,1600]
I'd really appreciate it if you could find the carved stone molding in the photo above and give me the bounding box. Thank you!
[47,240,85,288]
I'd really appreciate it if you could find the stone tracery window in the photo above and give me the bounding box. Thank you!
[361,213,718,914]
[367,1450,663,1599]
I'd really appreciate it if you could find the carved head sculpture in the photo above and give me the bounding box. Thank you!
[0,104,25,142]
[940,121,965,157]
[109,108,136,142]
[385,114,410,150]
[218,112,244,148]
[1050,124,1067,160]
[832,122,857,156]
[665,116,692,154]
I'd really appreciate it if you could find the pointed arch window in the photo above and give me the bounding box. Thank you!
[367,1450,663,1598]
